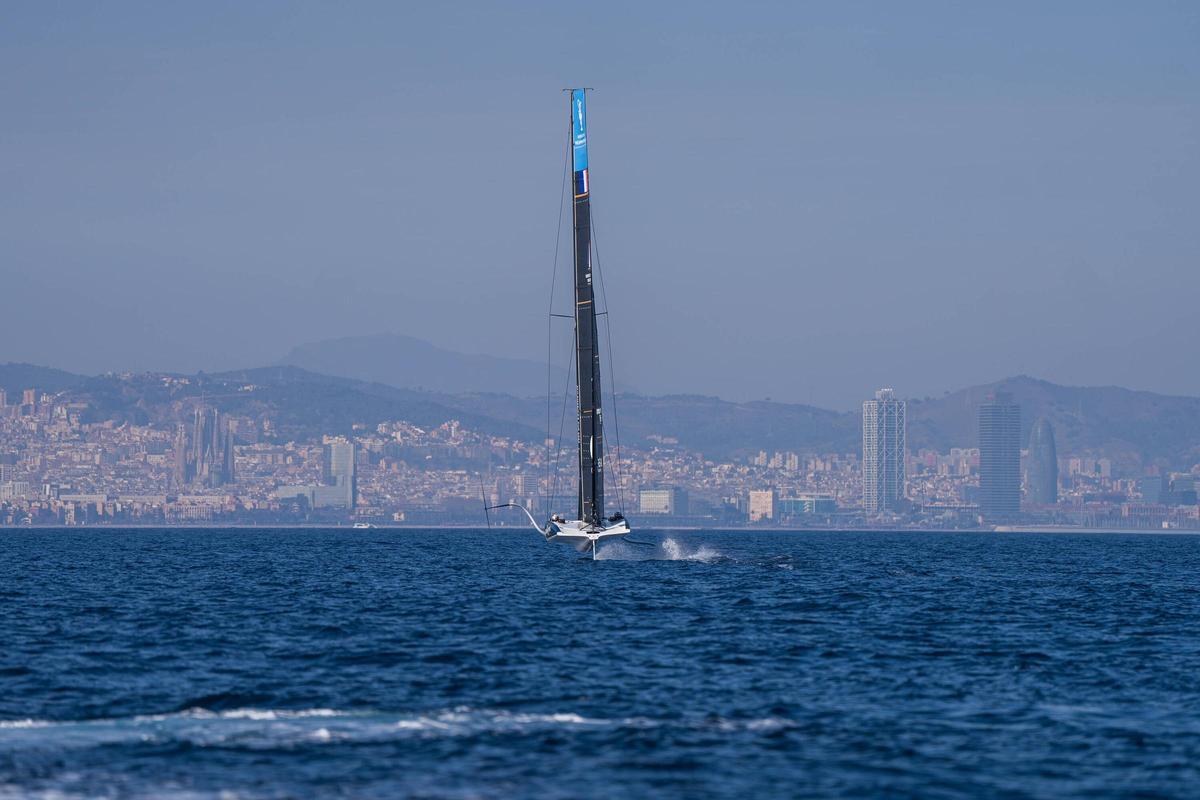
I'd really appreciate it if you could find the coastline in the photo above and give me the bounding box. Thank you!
[2,523,1199,536]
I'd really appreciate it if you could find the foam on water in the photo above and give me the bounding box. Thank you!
[596,536,722,561]
[0,707,790,752]
[659,537,722,561]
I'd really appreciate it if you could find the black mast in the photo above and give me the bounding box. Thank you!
[569,89,604,525]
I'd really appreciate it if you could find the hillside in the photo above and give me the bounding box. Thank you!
[907,375,1200,471]
[425,391,859,461]
[0,363,87,398]
[7,361,1199,471]
[57,367,543,443]
[277,333,565,398]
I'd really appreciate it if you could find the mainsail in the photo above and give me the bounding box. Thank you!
[571,88,604,526]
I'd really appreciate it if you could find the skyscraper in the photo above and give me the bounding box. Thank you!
[979,392,1021,519]
[323,439,356,509]
[1026,417,1058,506]
[173,424,190,488]
[862,388,906,514]
[222,427,236,486]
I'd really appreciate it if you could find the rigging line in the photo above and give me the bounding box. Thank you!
[550,329,577,516]
[545,122,571,513]
[480,473,492,530]
[589,207,626,516]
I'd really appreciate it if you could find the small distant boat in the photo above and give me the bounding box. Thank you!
[489,90,634,560]
[352,522,375,530]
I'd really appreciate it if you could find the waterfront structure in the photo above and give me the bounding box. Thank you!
[1026,417,1058,505]
[778,494,837,516]
[862,389,906,514]
[639,487,688,515]
[979,392,1021,519]
[749,489,777,522]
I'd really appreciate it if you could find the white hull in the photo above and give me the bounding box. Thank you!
[484,504,631,559]
[545,518,631,556]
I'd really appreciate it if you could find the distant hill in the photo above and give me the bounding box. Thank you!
[428,376,1200,470]
[277,333,565,398]
[5,359,1198,471]
[57,366,543,443]
[0,363,87,398]
[906,375,1200,471]
[426,391,860,461]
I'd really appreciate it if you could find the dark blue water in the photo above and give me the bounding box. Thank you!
[2,529,1199,799]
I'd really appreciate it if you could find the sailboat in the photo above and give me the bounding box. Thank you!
[489,89,632,559]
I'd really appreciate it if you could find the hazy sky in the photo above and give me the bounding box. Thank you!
[1,1,1197,409]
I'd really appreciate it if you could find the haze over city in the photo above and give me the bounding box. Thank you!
[2,2,1197,409]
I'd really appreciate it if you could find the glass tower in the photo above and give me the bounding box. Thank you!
[979,392,1022,519]
[1026,417,1058,506]
[862,389,906,514]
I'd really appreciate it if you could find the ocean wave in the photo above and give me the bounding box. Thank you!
[0,707,793,751]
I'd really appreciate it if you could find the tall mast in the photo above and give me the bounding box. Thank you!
[570,88,604,525]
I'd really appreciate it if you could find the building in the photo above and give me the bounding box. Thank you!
[1026,417,1058,505]
[748,489,777,522]
[222,427,236,485]
[0,481,32,500]
[778,494,837,516]
[172,424,190,488]
[979,391,1021,519]
[272,439,357,511]
[323,438,356,509]
[510,473,536,498]
[1138,475,1166,504]
[862,388,906,514]
[639,487,688,516]
[171,408,234,488]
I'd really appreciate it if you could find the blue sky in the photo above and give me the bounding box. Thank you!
[1,1,1196,408]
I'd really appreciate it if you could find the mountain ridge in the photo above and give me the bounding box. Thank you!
[2,362,1195,470]
[276,333,567,398]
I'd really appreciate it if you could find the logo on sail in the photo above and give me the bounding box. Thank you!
[571,89,588,172]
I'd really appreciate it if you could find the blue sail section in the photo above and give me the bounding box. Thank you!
[572,89,589,195]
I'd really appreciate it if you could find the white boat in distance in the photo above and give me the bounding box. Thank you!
[489,90,634,559]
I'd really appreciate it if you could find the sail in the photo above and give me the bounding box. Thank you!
[570,89,604,525]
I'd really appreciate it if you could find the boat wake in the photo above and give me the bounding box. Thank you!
[595,537,722,562]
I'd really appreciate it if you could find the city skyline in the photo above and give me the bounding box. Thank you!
[2,367,1197,531]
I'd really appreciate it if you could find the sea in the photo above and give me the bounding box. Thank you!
[1,528,1199,799]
